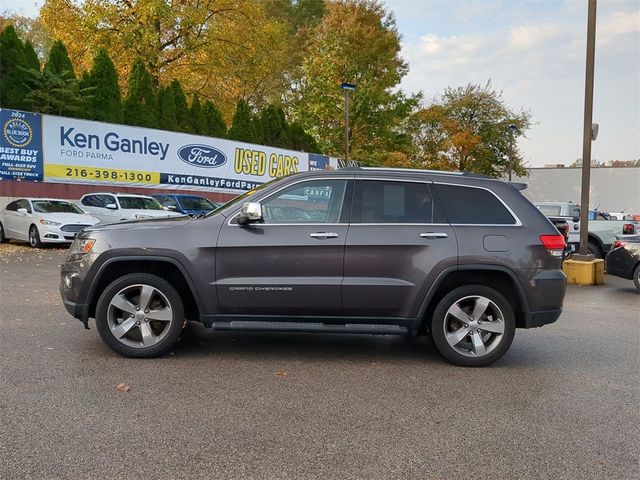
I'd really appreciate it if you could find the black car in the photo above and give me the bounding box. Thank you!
[605,235,640,293]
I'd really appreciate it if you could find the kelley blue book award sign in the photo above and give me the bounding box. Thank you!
[0,109,44,181]
[0,108,338,194]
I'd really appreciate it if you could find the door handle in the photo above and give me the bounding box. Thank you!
[420,232,448,239]
[309,232,339,239]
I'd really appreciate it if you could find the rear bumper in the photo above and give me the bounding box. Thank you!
[526,308,562,328]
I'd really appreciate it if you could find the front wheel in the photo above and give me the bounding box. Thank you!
[430,285,516,367]
[0,222,7,243]
[587,241,603,259]
[95,273,185,357]
[29,225,42,248]
[633,265,640,294]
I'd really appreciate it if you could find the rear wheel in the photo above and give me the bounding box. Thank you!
[29,225,42,248]
[587,241,603,259]
[95,273,185,357]
[0,222,6,243]
[633,265,640,294]
[430,285,516,367]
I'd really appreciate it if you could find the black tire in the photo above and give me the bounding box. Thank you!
[587,241,603,259]
[95,273,185,357]
[0,222,7,243]
[633,265,640,294]
[28,224,42,248]
[430,285,516,367]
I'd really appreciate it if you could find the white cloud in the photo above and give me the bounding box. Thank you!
[507,24,562,51]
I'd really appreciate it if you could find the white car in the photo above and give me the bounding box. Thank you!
[0,198,100,247]
[79,193,183,224]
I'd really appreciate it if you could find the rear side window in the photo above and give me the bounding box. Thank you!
[5,201,18,211]
[434,184,516,225]
[82,195,114,208]
[352,180,439,224]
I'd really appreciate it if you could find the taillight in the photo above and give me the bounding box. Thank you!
[613,240,629,249]
[622,224,635,235]
[540,234,565,257]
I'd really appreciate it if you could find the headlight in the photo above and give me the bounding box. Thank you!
[39,219,61,226]
[68,238,95,256]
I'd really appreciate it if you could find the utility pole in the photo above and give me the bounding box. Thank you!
[340,82,357,163]
[577,0,597,259]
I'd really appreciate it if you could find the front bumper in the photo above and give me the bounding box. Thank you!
[62,298,90,326]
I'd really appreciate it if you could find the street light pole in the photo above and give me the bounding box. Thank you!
[507,124,519,181]
[578,0,597,258]
[340,82,357,163]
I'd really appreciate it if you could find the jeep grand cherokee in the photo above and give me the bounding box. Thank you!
[60,168,566,366]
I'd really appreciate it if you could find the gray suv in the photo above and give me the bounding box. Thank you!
[60,168,566,366]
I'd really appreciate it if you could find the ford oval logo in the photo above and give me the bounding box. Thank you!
[177,144,227,168]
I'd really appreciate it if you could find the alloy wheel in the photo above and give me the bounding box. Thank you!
[443,295,506,358]
[107,284,174,348]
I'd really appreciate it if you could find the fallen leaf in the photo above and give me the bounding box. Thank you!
[115,383,130,392]
[275,370,288,378]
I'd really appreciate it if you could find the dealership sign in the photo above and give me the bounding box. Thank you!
[0,108,338,193]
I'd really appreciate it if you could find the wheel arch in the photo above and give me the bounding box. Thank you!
[418,265,530,331]
[87,256,204,323]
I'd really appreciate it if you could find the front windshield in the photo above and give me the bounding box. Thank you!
[207,178,281,216]
[178,196,215,211]
[118,196,164,210]
[32,200,84,214]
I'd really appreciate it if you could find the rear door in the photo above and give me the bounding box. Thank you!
[343,178,458,319]
[216,177,351,317]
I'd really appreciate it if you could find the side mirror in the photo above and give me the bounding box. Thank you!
[105,203,118,210]
[165,205,177,211]
[17,208,28,214]
[236,202,262,225]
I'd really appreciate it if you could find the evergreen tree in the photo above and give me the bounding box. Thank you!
[24,68,90,117]
[227,99,258,143]
[0,25,28,109]
[289,122,319,152]
[189,94,206,135]
[157,86,177,131]
[123,58,158,128]
[203,100,226,138]
[258,105,291,148]
[44,39,75,78]
[170,79,191,133]
[84,48,123,123]
[23,40,40,71]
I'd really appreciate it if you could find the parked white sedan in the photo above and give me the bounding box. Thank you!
[0,198,99,247]
[79,193,182,224]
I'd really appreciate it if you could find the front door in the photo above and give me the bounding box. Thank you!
[343,178,458,319]
[216,177,351,317]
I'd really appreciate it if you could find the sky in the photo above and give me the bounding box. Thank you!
[4,0,640,167]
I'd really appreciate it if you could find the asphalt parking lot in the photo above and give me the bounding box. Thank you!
[0,243,638,480]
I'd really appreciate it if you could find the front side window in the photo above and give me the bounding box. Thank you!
[82,195,114,208]
[435,184,516,225]
[118,196,164,210]
[32,200,84,214]
[260,179,347,224]
[17,199,32,213]
[351,180,437,224]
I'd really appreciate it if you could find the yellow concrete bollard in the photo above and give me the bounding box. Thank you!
[562,258,605,285]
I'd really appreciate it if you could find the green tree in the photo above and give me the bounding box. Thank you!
[157,86,177,131]
[44,39,75,78]
[23,68,90,116]
[258,105,291,148]
[290,0,418,161]
[203,100,227,138]
[227,99,258,143]
[189,94,207,135]
[0,25,28,109]
[170,79,191,133]
[123,58,158,128]
[23,40,40,71]
[407,82,531,177]
[289,122,319,152]
[83,48,123,123]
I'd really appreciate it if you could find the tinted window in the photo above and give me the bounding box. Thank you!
[5,201,18,212]
[17,199,32,213]
[155,196,178,208]
[261,179,347,224]
[435,184,516,225]
[82,195,114,208]
[178,196,215,211]
[352,180,436,224]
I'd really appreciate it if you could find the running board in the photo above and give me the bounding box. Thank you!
[211,321,409,335]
